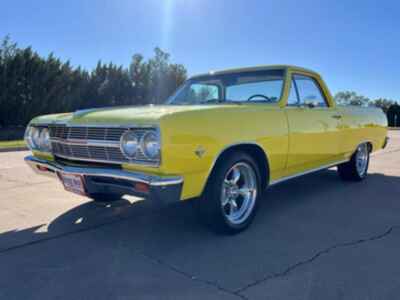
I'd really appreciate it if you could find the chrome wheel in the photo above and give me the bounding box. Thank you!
[356,143,369,176]
[221,162,257,225]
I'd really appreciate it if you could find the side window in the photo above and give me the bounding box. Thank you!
[287,79,299,106]
[226,79,283,102]
[293,75,328,107]
[188,84,219,102]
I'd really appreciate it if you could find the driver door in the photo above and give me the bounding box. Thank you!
[284,74,342,176]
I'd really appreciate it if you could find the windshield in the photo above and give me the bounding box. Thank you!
[166,69,285,105]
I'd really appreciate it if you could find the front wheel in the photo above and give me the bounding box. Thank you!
[337,143,370,181]
[197,151,261,234]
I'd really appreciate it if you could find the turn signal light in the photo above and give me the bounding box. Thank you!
[37,165,49,172]
[134,182,149,193]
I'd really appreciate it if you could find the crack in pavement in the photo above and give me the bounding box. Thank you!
[235,225,400,295]
[0,219,126,255]
[135,250,249,300]
[0,198,248,299]
[1,217,399,300]
[0,210,248,299]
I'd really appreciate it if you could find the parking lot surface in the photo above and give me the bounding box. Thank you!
[0,131,399,300]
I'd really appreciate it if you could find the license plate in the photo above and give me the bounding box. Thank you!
[58,173,86,196]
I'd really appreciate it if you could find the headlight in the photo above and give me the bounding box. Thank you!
[25,126,36,149]
[120,131,140,158]
[141,131,160,160]
[32,127,41,149]
[25,126,51,152]
[39,128,51,151]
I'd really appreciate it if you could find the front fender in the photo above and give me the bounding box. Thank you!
[159,105,288,200]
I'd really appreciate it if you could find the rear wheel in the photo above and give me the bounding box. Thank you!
[337,143,370,181]
[197,151,261,234]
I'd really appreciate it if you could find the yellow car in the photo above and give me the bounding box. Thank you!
[24,65,388,233]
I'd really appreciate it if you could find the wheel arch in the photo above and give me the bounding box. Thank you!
[366,141,373,153]
[355,140,373,153]
[203,142,270,194]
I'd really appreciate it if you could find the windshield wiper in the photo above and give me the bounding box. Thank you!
[201,99,242,105]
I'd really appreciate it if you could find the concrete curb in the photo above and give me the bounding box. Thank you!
[0,147,28,153]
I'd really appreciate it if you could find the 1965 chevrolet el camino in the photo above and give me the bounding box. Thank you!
[24,65,388,233]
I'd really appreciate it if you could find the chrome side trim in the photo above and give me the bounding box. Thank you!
[25,156,182,186]
[269,159,349,186]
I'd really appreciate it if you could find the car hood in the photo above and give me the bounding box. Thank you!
[30,105,231,126]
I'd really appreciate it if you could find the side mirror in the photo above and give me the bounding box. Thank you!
[303,99,318,108]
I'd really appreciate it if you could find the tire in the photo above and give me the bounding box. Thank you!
[89,193,122,203]
[196,151,262,234]
[337,143,370,181]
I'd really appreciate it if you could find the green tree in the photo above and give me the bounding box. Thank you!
[369,98,395,113]
[334,91,370,106]
[128,48,187,105]
[129,54,150,105]
[387,104,400,127]
[0,36,187,127]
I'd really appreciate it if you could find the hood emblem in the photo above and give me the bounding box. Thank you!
[195,146,206,158]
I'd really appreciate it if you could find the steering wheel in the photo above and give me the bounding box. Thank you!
[247,94,272,102]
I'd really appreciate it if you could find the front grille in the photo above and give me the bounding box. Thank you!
[49,125,126,141]
[48,125,157,165]
[51,142,126,163]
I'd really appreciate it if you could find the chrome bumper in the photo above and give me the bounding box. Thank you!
[24,155,183,205]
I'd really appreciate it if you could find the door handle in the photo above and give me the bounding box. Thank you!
[332,114,342,119]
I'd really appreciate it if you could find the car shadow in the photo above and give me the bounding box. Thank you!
[1,169,399,248]
[1,169,400,292]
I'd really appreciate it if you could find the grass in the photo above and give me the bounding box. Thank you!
[0,140,26,149]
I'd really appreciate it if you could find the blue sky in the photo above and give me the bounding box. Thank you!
[1,0,399,100]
